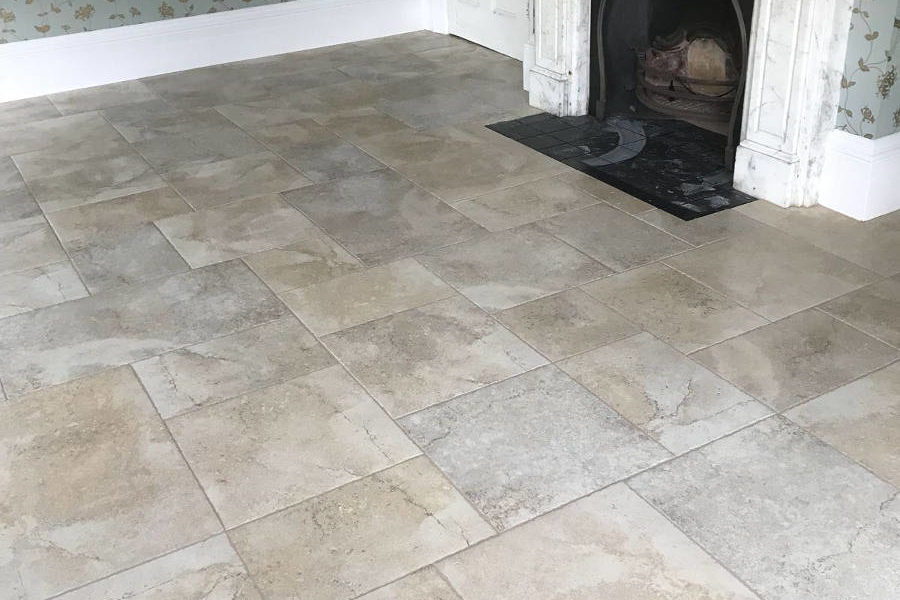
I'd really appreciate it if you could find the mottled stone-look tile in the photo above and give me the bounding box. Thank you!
[0,220,67,275]
[819,275,900,348]
[665,229,879,320]
[0,96,60,127]
[214,94,327,129]
[286,169,484,265]
[582,263,767,353]
[560,333,770,454]
[497,288,639,360]
[0,261,88,319]
[49,80,162,114]
[242,233,362,293]
[325,296,546,416]
[539,204,690,272]
[0,367,220,600]
[439,484,761,600]
[0,112,117,156]
[693,309,897,411]
[419,226,609,312]
[141,65,271,109]
[69,223,189,293]
[637,207,764,246]
[229,456,493,600]
[787,362,900,487]
[555,169,655,214]
[358,567,461,600]
[315,106,412,144]
[156,194,317,267]
[0,261,286,397]
[163,152,311,209]
[169,365,420,527]
[401,366,668,529]
[134,316,334,419]
[454,174,600,231]
[337,52,439,84]
[280,258,454,335]
[0,156,42,232]
[630,417,900,600]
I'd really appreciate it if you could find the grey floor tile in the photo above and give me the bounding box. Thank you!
[242,233,363,293]
[142,65,271,109]
[0,96,60,127]
[214,94,327,129]
[0,367,220,600]
[48,80,162,114]
[665,228,880,320]
[325,295,546,416]
[560,332,771,454]
[315,107,412,144]
[0,220,67,275]
[438,484,761,600]
[133,316,334,419]
[693,309,897,411]
[637,207,765,246]
[54,535,262,600]
[358,567,461,600]
[582,263,767,353]
[539,204,690,272]
[555,169,655,214]
[376,78,511,129]
[285,169,485,265]
[400,366,669,529]
[337,53,439,84]
[156,194,317,267]
[163,152,311,209]
[819,275,900,348]
[0,112,118,156]
[169,364,420,527]
[0,261,88,319]
[787,362,900,487]
[496,288,639,360]
[69,223,189,293]
[0,260,287,397]
[0,156,43,232]
[418,226,610,312]
[229,456,493,600]
[630,416,900,600]
[280,258,453,335]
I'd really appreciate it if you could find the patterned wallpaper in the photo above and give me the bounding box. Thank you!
[0,0,289,43]
[837,0,900,138]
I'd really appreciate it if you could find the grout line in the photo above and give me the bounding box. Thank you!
[814,304,900,351]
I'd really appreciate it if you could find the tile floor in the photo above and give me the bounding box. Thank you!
[0,30,898,600]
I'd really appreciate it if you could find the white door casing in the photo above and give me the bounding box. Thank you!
[448,0,531,59]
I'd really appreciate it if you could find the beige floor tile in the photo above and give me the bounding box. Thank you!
[316,107,412,144]
[0,220,67,275]
[214,94,327,129]
[242,233,363,293]
[280,258,454,335]
[0,261,88,319]
[141,65,271,109]
[0,367,220,600]
[419,226,610,312]
[637,207,765,246]
[156,194,317,267]
[133,316,334,419]
[54,535,262,600]
[0,96,60,127]
[555,170,655,214]
[169,365,419,527]
[665,228,879,320]
[0,156,43,232]
[496,288,639,360]
[560,332,771,454]
[49,81,162,114]
[693,310,898,411]
[438,484,760,600]
[358,567,461,600]
[324,296,547,416]
[582,263,767,353]
[786,362,900,487]
[229,456,493,600]
[0,112,118,156]
[819,275,900,348]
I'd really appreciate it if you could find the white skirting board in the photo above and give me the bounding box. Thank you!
[0,0,431,103]
[819,129,900,221]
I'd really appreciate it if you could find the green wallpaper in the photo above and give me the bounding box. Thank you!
[837,0,900,138]
[0,0,289,43]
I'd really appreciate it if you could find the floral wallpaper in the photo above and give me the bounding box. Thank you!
[0,0,290,43]
[837,0,900,138]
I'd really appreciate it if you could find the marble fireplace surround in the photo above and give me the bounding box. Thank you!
[523,0,855,209]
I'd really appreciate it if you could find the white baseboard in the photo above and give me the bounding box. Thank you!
[0,0,432,102]
[819,129,900,221]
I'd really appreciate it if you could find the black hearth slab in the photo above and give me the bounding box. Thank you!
[518,134,566,150]
[516,113,573,134]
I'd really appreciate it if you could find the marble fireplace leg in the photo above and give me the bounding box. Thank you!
[527,0,591,116]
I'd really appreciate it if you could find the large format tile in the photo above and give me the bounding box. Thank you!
[285,169,484,265]
[229,456,493,600]
[49,80,162,114]
[539,204,690,272]
[280,258,454,335]
[242,232,362,293]
[496,288,639,360]
[358,567,461,600]
[401,366,668,529]
[637,207,764,246]
[325,295,546,416]
[819,275,900,348]
[582,263,767,353]
[0,96,60,127]
[0,260,287,397]
[555,169,655,214]
[0,367,220,600]
[169,365,420,527]
[787,362,900,487]
[0,156,42,232]
[156,194,317,267]
[0,220,67,275]
[141,65,271,109]
[54,535,262,600]
[0,261,88,319]
[438,484,760,600]
[665,229,879,320]
[133,316,333,419]
[560,333,770,454]
[0,112,117,156]
[693,310,897,411]
[630,417,900,600]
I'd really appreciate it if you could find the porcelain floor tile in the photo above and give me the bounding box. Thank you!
[819,275,900,348]
[0,260,88,319]
[357,567,462,600]
[0,220,67,275]
[242,233,363,293]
